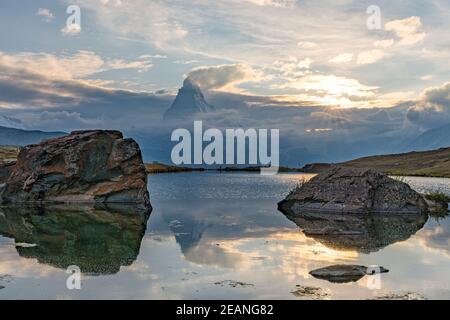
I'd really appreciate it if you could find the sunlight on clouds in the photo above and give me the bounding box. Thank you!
[0,51,153,81]
[0,51,104,80]
[297,41,318,49]
[329,53,354,64]
[242,0,296,7]
[187,64,270,93]
[280,75,378,97]
[357,50,385,65]
[374,39,394,48]
[385,16,426,46]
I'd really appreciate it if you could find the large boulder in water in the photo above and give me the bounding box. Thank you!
[279,167,428,215]
[0,130,150,207]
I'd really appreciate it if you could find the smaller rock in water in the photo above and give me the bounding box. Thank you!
[310,264,389,283]
[0,285,4,290]
[279,167,428,215]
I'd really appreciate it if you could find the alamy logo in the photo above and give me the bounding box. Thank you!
[62,5,81,35]
[66,265,81,290]
[171,121,280,175]
[366,5,382,30]
[366,265,383,290]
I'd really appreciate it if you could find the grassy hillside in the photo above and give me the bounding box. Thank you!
[145,162,204,174]
[303,147,450,178]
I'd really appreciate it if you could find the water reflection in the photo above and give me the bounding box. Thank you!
[0,205,150,275]
[0,173,450,299]
[279,211,428,253]
[158,199,294,268]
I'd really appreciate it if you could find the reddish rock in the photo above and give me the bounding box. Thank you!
[0,130,150,207]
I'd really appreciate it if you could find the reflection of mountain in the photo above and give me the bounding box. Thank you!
[280,211,428,253]
[156,199,292,267]
[0,205,151,274]
[163,78,214,120]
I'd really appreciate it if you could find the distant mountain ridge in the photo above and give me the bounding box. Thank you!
[405,123,450,151]
[0,126,66,146]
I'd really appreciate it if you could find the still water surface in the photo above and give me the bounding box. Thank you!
[0,173,449,300]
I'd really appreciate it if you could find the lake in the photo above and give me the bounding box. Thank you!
[1,172,450,300]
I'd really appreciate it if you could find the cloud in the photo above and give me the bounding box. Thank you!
[0,51,155,83]
[36,8,54,22]
[0,51,105,82]
[385,16,426,46]
[242,0,296,7]
[407,82,450,128]
[186,64,265,91]
[374,39,394,48]
[61,24,82,36]
[329,53,353,64]
[138,54,167,59]
[107,59,153,71]
[273,57,313,78]
[0,50,171,131]
[297,41,317,49]
[357,50,385,65]
[277,74,378,105]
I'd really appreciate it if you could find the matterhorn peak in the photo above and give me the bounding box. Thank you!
[164,78,214,120]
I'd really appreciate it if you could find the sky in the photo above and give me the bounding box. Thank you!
[1,0,450,164]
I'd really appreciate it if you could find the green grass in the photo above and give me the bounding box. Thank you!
[425,192,450,204]
[145,162,204,174]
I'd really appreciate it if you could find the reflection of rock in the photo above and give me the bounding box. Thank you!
[310,265,389,284]
[279,167,428,214]
[0,205,150,274]
[281,211,427,253]
[0,130,150,206]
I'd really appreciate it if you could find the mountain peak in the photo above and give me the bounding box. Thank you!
[164,78,214,120]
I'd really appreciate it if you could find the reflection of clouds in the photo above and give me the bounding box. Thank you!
[264,232,358,281]
[184,243,247,269]
[182,229,358,278]
[411,219,450,257]
[0,241,59,278]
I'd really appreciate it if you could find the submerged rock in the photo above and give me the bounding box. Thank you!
[0,130,150,206]
[279,167,428,215]
[310,265,389,284]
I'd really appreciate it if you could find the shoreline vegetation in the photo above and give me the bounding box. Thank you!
[144,162,303,174]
